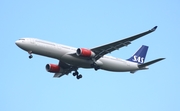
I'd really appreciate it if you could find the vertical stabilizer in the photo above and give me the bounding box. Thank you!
[127,45,148,64]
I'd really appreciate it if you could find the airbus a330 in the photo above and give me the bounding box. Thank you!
[15,26,165,79]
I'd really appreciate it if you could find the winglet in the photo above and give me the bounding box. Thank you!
[138,58,165,68]
[150,26,158,32]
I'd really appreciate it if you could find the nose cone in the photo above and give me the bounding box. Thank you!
[15,40,20,46]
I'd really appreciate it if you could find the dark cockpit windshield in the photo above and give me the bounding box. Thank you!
[19,38,25,40]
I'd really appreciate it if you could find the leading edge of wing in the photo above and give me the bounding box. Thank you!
[91,26,158,60]
[117,26,157,44]
[120,26,157,43]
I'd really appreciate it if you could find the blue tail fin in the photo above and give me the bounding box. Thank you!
[127,45,148,64]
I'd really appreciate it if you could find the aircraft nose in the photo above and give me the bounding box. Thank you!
[15,40,23,47]
[15,40,20,46]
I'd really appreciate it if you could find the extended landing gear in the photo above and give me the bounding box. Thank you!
[73,71,82,79]
[91,63,100,71]
[29,55,33,59]
[28,51,33,59]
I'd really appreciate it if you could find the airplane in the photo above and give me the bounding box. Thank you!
[15,26,165,79]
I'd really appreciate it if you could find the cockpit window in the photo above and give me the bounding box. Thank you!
[19,39,25,40]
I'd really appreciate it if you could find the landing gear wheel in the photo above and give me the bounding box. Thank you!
[91,63,100,71]
[73,71,78,76]
[94,66,100,71]
[73,73,76,76]
[29,55,33,59]
[77,74,82,79]
[73,72,77,76]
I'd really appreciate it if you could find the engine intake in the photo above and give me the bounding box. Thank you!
[76,48,95,57]
[46,64,60,73]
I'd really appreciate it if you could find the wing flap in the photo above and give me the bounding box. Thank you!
[53,73,64,78]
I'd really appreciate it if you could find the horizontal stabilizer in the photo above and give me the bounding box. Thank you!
[138,58,165,68]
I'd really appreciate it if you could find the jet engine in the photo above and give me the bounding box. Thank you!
[76,48,95,57]
[46,64,60,73]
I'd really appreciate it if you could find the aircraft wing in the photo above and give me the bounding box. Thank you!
[53,67,74,78]
[53,61,77,78]
[91,26,158,60]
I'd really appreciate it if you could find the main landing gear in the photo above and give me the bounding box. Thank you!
[73,71,82,79]
[91,63,100,71]
[28,51,33,59]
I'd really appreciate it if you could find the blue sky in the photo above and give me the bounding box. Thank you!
[1,0,180,111]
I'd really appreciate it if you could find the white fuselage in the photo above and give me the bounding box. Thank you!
[15,38,140,72]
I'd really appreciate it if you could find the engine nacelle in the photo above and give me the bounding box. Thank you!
[46,64,60,73]
[76,48,95,57]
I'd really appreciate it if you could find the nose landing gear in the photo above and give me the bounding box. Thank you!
[29,55,33,59]
[28,51,33,59]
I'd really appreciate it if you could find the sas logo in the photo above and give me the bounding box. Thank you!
[132,55,144,63]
